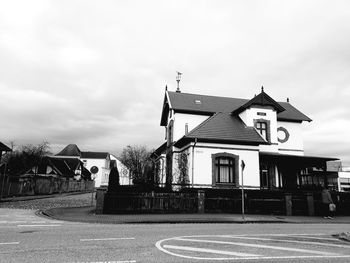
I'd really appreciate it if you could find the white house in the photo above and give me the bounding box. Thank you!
[110,154,131,185]
[153,87,338,190]
[56,144,131,187]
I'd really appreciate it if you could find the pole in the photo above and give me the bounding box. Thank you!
[241,160,245,221]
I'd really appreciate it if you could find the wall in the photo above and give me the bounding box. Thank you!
[172,113,210,142]
[110,155,131,185]
[82,158,108,187]
[183,142,260,188]
[0,176,94,198]
[277,121,304,155]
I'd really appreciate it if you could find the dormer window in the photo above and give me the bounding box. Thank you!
[254,120,270,141]
[256,121,267,140]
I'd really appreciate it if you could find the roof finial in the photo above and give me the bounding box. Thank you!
[176,71,182,93]
[287,97,290,103]
[261,86,264,93]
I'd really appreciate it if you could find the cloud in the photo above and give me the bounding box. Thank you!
[0,0,349,164]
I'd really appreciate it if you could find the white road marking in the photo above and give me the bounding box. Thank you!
[291,235,340,241]
[69,261,136,263]
[17,224,61,227]
[163,244,260,257]
[224,236,350,249]
[0,242,20,245]
[175,238,336,256]
[80,238,135,242]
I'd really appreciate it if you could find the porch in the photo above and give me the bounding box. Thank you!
[259,152,339,191]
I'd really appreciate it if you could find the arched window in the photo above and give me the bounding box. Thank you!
[212,153,239,186]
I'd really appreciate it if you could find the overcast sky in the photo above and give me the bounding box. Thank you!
[1,0,349,164]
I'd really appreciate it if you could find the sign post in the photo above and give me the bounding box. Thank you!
[90,166,99,206]
[241,160,245,221]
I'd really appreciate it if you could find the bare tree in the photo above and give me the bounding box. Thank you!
[119,145,154,186]
[1,141,51,176]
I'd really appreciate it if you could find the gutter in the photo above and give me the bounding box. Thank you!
[191,138,197,187]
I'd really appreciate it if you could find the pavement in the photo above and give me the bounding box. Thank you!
[0,190,93,203]
[40,205,350,226]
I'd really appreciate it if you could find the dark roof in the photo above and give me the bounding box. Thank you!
[232,89,285,114]
[260,152,339,167]
[0,142,11,152]
[161,91,311,125]
[81,151,109,159]
[56,144,81,157]
[175,112,268,148]
[48,157,76,177]
[151,142,167,158]
[52,157,81,171]
[31,156,76,177]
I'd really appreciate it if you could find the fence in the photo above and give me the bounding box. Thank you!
[0,175,94,199]
[97,187,350,216]
[103,191,198,214]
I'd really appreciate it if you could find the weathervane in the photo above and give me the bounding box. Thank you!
[176,71,182,93]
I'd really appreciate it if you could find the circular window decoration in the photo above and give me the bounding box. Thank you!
[90,166,99,174]
[277,127,290,143]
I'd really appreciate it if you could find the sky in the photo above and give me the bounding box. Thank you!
[0,0,350,165]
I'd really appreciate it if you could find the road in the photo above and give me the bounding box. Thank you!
[1,209,350,263]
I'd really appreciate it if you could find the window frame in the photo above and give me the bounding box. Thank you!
[254,119,271,142]
[211,153,239,187]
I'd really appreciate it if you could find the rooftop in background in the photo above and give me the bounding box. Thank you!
[55,144,110,159]
[81,152,109,159]
[0,142,12,152]
[56,144,81,157]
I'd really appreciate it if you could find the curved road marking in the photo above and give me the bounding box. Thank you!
[163,244,260,257]
[176,237,336,256]
[223,236,350,249]
[155,235,349,261]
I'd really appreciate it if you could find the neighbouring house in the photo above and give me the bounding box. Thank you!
[56,144,131,187]
[0,142,11,161]
[328,161,350,192]
[153,87,339,191]
[25,156,91,180]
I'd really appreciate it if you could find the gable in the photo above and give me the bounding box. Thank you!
[232,89,286,114]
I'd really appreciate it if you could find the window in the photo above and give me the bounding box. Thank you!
[215,157,234,183]
[212,153,239,186]
[255,121,268,141]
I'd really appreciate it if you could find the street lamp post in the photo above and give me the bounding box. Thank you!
[241,160,245,221]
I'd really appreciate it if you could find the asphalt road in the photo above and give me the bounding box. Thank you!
[1,209,350,263]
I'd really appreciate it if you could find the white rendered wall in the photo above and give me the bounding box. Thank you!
[82,158,108,187]
[183,142,260,188]
[277,121,304,155]
[110,155,132,185]
[239,107,278,144]
[172,113,210,142]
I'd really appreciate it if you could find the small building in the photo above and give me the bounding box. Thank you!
[56,144,130,187]
[26,156,91,180]
[153,87,339,190]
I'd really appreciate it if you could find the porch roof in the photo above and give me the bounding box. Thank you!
[260,152,339,167]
